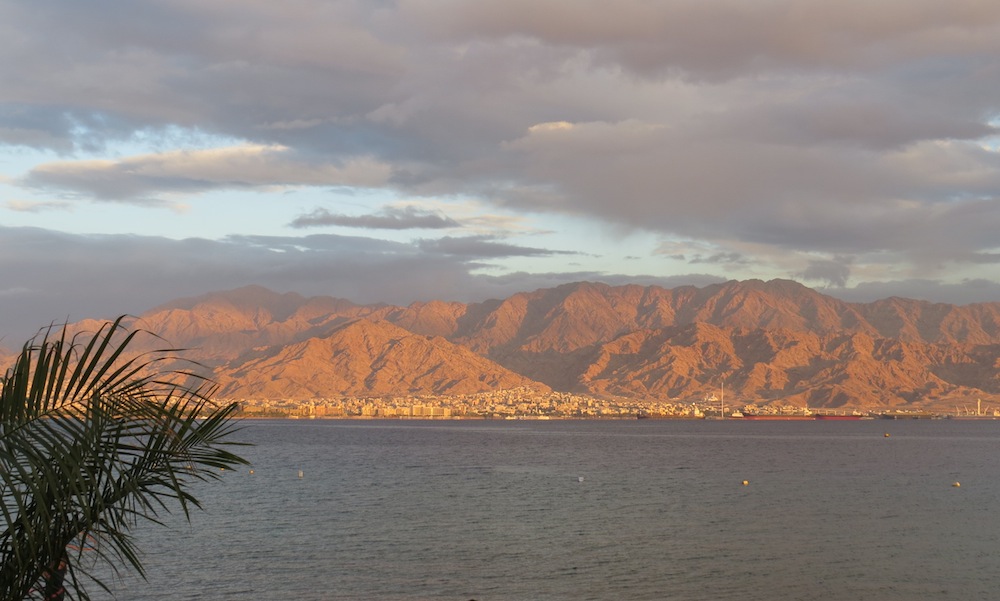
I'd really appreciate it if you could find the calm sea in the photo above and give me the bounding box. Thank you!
[93,419,1000,600]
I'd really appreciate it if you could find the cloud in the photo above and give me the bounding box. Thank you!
[4,200,74,213]
[0,226,567,346]
[689,252,747,266]
[799,256,854,287]
[290,205,460,230]
[402,0,1000,79]
[19,144,393,203]
[2,0,1000,314]
[825,278,1000,306]
[416,235,578,259]
[0,226,421,344]
[1,223,994,351]
[0,286,34,298]
[497,116,1000,272]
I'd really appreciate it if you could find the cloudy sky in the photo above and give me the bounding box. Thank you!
[2,0,1000,346]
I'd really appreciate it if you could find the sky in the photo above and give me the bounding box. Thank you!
[2,0,1000,346]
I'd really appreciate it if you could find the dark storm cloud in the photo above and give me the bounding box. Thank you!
[290,205,460,229]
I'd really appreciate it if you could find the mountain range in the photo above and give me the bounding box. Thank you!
[7,279,1000,411]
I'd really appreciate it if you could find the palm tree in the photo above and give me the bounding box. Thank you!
[0,318,249,601]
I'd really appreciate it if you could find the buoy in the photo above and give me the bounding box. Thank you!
[249,469,254,475]
[884,433,890,437]
[952,482,961,487]
[742,480,749,486]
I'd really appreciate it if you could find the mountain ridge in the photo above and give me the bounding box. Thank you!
[8,279,999,410]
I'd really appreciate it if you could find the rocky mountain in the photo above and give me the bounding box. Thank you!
[211,318,547,399]
[12,279,1000,410]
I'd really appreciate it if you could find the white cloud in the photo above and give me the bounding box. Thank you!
[527,121,575,133]
[20,144,393,202]
[4,199,74,212]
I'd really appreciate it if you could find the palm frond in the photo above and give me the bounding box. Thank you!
[1,319,249,601]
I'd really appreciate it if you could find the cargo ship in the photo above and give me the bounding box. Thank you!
[738,414,813,420]
[737,413,863,420]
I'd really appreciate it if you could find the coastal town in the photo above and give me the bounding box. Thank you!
[229,387,670,419]
[227,388,993,420]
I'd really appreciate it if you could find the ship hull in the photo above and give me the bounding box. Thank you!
[738,415,813,420]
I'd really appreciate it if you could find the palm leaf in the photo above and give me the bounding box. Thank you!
[1,319,249,601]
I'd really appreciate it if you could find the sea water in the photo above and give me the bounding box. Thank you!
[93,419,1000,600]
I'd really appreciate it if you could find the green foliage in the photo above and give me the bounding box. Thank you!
[0,318,249,600]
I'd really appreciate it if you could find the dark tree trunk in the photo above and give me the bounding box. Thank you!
[41,554,67,601]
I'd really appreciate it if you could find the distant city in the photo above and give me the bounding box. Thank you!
[227,387,994,420]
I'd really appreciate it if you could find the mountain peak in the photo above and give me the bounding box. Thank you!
[43,279,999,410]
